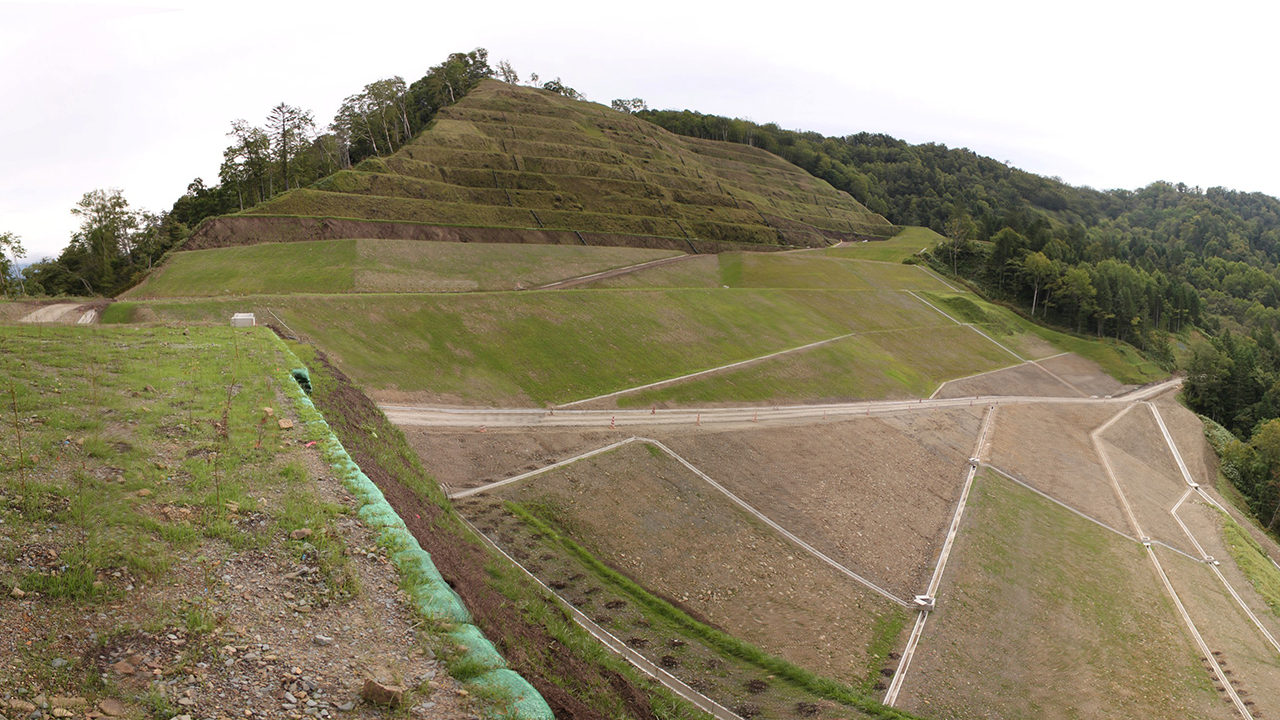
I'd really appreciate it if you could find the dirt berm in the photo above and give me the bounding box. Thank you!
[303,349,664,720]
[184,215,801,254]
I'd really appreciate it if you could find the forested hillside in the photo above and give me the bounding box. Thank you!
[638,108,1280,528]
[641,110,1280,338]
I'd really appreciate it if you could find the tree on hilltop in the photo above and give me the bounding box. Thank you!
[265,103,316,192]
[611,98,648,114]
[496,60,519,84]
[407,48,493,127]
[538,77,582,100]
[333,77,413,165]
[222,121,272,209]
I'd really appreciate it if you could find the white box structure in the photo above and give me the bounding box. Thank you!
[230,313,256,328]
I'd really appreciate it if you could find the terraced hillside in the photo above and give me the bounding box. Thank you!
[186,80,895,252]
[98,217,1268,720]
[118,239,1164,408]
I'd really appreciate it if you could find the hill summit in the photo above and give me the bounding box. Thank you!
[186,80,894,252]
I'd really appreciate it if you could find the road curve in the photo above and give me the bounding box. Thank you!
[381,379,1182,429]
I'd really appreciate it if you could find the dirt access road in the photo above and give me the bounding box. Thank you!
[534,254,697,290]
[18,302,97,324]
[381,378,1182,430]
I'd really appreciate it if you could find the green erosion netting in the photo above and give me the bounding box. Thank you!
[270,335,552,719]
[291,367,313,395]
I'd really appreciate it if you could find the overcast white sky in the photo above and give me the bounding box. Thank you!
[3,0,1276,260]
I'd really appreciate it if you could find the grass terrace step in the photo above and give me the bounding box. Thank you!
[193,80,895,251]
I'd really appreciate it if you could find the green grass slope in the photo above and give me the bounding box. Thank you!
[901,470,1228,719]
[121,288,946,405]
[823,226,945,263]
[202,80,893,249]
[917,291,1164,384]
[116,245,1162,406]
[124,239,680,298]
[584,252,954,291]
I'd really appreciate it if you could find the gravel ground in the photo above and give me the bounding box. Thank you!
[936,361,1079,399]
[1,401,472,720]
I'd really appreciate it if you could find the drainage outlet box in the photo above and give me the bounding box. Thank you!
[230,313,256,328]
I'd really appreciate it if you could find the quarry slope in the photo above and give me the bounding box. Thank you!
[185,80,894,252]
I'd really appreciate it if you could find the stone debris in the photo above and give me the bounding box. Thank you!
[361,679,405,707]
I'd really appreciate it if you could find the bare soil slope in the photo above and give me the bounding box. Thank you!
[900,471,1232,720]
[934,361,1078,399]
[481,441,905,685]
[986,403,1129,531]
[1038,352,1132,397]
[1158,546,1280,715]
[1098,407,1201,554]
[656,410,983,597]
[402,427,623,492]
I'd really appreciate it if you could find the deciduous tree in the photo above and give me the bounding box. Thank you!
[265,103,315,192]
[0,231,25,296]
[1020,251,1056,317]
[71,189,138,287]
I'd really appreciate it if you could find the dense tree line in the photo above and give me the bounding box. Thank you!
[1193,332,1280,530]
[20,48,510,296]
[639,107,1280,527]
[641,110,1280,353]
[21,189,185,296]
